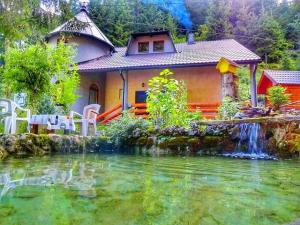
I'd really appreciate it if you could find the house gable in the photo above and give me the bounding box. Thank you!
[46,7,115,63]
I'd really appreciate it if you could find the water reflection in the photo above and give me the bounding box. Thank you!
[0,161,97,198]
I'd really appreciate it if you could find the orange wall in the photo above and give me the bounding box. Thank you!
[284,84,300,109]
[105,67,222,111]
[262,83,300,109]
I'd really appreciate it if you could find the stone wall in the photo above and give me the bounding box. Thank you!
[0,134,110,159]
[0,118,299,160]
[128,118,300,159]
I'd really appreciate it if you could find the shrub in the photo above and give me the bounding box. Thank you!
[218,96,240,120]
[267,86,290,110]
[104,111,150,147]
[147,69,201,128]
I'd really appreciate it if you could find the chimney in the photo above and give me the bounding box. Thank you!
[187,32,195,45]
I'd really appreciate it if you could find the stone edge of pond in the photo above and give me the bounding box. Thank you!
[0,117,299,160]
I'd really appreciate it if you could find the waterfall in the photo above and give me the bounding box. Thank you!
[224,123,275,160]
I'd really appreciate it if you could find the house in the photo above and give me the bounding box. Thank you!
[46,6,261,120]
[258,70,300,109]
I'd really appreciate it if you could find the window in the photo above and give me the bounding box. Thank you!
[138,42,149,53]
[89,84,99,104]
[153,40,164,52]
[135,91,147,103]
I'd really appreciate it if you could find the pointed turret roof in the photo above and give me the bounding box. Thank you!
[46,7,115,51]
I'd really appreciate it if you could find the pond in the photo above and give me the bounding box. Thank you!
[0,154,299,225]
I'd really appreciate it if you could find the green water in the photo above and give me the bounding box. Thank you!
[0,154,299,225]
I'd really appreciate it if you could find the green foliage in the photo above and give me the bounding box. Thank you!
[218,97,240,120]
[267,86,290,110]
[147,69,200,128]
[233,6,258,49]
[236,67,251,102]
[281,54,297,70]
[0,0,36,43]
[89,0,178,47]
[195,24,209,41]
[206,0,233,40]
[1,41,80,113]
[252,13,290,63]
[36,95,57,115]
[2,43,52,108]
[104,111,150,147]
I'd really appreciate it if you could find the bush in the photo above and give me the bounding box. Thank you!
[218,96,240,120]
[103,111,150,147]
[147,69,201,128]
[267,86,290,110]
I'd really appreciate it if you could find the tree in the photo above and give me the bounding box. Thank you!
[206,0,233,40]
[0,0,36,43]
[233,6,258,49]
[89,0,178,47]
[281,54,297,70]
[1,42,80,112]
[251,13,290,63]
[195,24,208,41]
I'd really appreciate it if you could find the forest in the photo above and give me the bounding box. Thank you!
[0,0,299,68]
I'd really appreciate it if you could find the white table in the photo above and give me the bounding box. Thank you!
[30,115,75,134]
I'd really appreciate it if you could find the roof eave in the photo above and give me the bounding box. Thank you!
[78,58,262,73]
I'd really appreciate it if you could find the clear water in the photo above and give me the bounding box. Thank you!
[0,154,300,225]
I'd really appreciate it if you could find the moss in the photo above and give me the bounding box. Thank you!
[136,137,148,146]
[158,136,190,149]
[187,138,200,145]
[202,136,222,148]
[0,146,8,159]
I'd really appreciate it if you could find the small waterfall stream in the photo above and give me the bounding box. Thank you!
[224,123,275,160]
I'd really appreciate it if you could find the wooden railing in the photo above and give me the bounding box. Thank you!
[96,104,122,124]
[188,102,219,119]
[97,102,220,124]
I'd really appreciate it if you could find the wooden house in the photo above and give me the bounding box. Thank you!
[258,70,300,109]
[46,6,261,121]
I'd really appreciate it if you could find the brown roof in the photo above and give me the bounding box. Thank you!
[46,9,115,51]
[78,39,261,72]
[263,70,300,85]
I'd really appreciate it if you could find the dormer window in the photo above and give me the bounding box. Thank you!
[138,42,149,53]
[153,40,164,52]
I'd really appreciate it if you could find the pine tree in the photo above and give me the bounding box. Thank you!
[252,13,290,63]
[233,5,258,49]
[206,0,233,40]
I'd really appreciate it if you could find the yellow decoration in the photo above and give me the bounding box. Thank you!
[216,57,239,75]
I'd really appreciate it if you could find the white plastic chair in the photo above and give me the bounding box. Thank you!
[0,98,31,134]
[70,104,101,136]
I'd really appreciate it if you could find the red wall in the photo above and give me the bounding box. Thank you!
[283,84,300,109]
[258,73,300,109]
